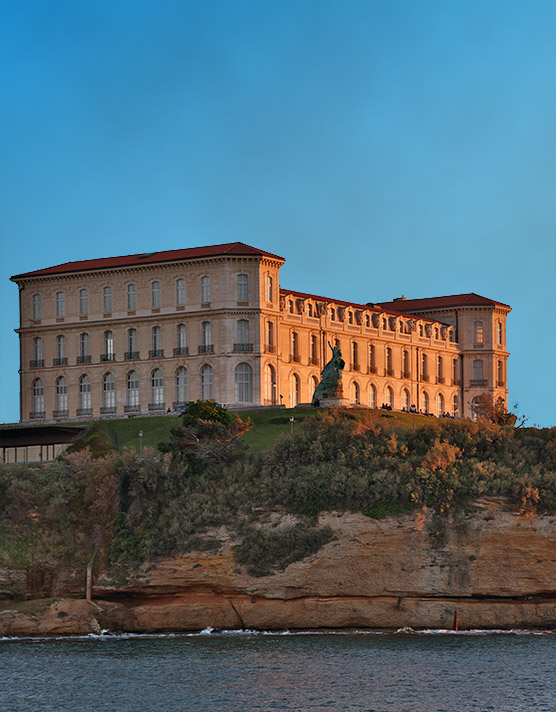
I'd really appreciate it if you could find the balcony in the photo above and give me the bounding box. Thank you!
[291,354,301,363]
[30,359,44,368]
[100,406,116,414]
[149,349,164,358]
[497,379,505,387]
[310,357,319,366]
[101,353,115,362]
[53,409,69,418]
[30,411,45,419]
[422,374,430,382]
[452,378,461,386]
[53,357,68,366]
[125,351,140,360]
[173,401,187,409]
[370,366,377,374]
[471,379,488,387]
[198,345,214,354]
[149,402,165,411]
[437,376,445,384]
[402,370,411,379]
[76,408,92,416]
[77,355,91,364]
[386,368,395,377]
[233,343,253,352]
[351,363,360,372]
[124,405,141,413]
[265,344,276,353]
[173,347,189,356]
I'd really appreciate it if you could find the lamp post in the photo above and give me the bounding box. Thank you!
[290,415,295,435]
[139,430,143,461]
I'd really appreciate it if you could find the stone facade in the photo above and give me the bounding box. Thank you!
[11,242,510,422]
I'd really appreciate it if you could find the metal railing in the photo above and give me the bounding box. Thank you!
[30,359,44,368]
[233,343,253,352]
[77,355,91,364]
[101,354,115,362]
[125,351,140,360]
[53,357,68,366]
[149,349,164,358]
[173,347,189,356]
[198,345,214,354]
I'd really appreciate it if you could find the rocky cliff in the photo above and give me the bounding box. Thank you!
[1,499,554,635]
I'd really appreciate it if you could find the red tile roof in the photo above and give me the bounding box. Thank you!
[377,293,511,310]
[11,242,284,279]
[280,288,440,323]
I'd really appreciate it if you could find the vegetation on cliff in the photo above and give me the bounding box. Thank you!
[1,406,554,590]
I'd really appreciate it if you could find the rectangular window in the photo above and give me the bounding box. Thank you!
[33,294,42,320]
[202,321,211,346]
[201,276,210,303]
[56,292,65,318]
[266,275,273,302]
[151,281,161,308]
[127,284,136,310]
[103,286,112,313]
[237,274,249,301]
[79,289,88,315]
[176,279,185,305]
[80,333,89,357]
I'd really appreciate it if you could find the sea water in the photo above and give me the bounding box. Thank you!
[1,629,554,712]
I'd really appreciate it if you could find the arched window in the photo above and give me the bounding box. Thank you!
[496,321,503,345]
[201,276,210,303]
[235,363,253,403]
[452,394,459,417]
[473,321,483,344]
[436,393,445,417]
[151,280,161,308]
[351,381,360,405]
[79,288,88,315]
[151,369,164,409]
[290,373,300,407]
[310,375,319,399]
[265,364,277,404]
[402,388,410,410]
[32,378,45,417]
[103,331,114,360]
[152,326,162,355]
[176,324,187,354]
[175,367,189,405]
[79,333,89,363]
[33,294,42,320]
[437,356,444,382]
[237,274,249,301]
[55,376,68,416]
[103,286,112,313]
[421,353,428,380]
[56,291,65,318]
[127,371,140,410]
[201,364,214,400]
[497,360,504,386]
[237,319,250,347]
[473,359,484,382]
[33,337,43,364]
[369,344,376,372]
[56,335,66,363]
[176,278,186,306]
[385,385,394,409]
[79,375,92,413]
[422,391,429,414]
[102,373,116,412]
[402,350,410,377]
[127,328,137,358]
[386,347,393,375]
[368,383,377,409]
[127,283,136,310]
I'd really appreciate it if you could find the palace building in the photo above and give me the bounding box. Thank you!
[11,242,510,422]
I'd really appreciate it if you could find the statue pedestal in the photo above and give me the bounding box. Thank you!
[318,397,350,408]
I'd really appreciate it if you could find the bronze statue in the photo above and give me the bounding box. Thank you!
[312,343,345,403]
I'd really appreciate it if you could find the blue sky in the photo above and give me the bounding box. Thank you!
[1,0,555,427]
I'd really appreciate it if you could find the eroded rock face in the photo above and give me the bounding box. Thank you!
[2,504,555,635]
